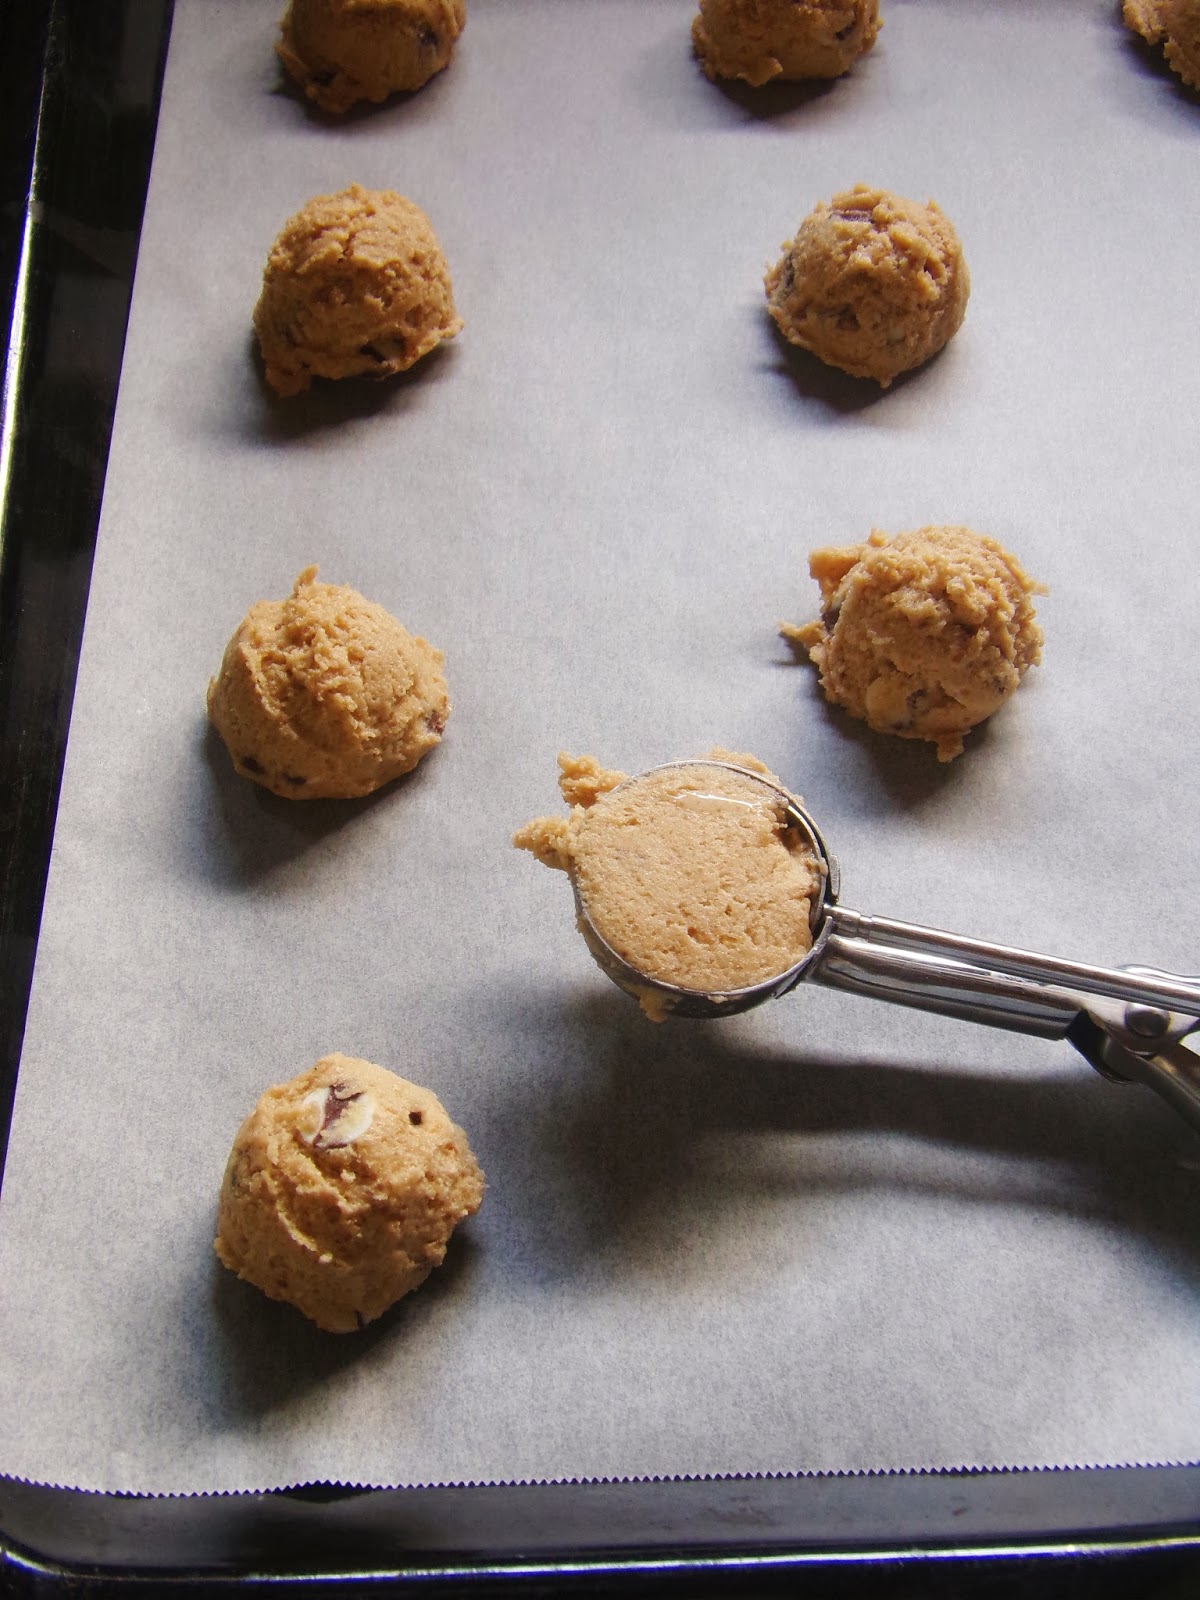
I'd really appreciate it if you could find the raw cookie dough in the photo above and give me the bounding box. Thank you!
[514,751,823,1019]
[254,185,462,397]
[692,0,880,86]
[781,527,1045,761]
[207,566,449,799]
[215,1054,483,1333]
[1123,0,1200,90]
[277,0,466,113]
[765,185,969,387]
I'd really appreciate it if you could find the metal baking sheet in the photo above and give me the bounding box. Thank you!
[1,0,1198,1499]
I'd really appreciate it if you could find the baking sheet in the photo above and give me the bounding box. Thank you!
[1,0,1199,1496]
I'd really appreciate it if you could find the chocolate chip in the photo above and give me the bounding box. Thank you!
[239,754,265,775]
[318,1084,365,1140]
[903,691,931,726]
[282,773,307,787]
[299,1081,376,1151]
[425,710,446,735]
[408,1109,423,1126]
[418,24,439,50]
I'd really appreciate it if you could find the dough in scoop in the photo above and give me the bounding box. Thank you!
[782,527,1045,761]
[765,185,969,387]
[515,751,823,1019]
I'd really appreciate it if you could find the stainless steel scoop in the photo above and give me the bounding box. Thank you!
[569,760,1200,1136]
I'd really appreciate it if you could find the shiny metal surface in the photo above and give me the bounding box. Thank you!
[572,761,1200,1134]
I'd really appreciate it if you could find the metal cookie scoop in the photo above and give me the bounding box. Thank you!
[569,760,1200,1136]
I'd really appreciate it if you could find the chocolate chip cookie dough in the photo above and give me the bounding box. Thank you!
[277,0,466,113]
[782,527,1045,761]
[254,185,462,398]
[692,0,880,86]
[215,1055,483,1333]
[207,566,449,799]
[765,185,969,387]
[514,752,823,1019]
[1124,0,1200,90]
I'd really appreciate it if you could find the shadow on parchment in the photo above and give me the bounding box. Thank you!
[241,332,461,447]
[771,636,962,819]
[192,719,440,887]
[266,50,461,132]
[626,18,862,133]
[205,1229,483,1423]
[1113,3,1200,112]
[702,70,840,121]
[473,986,1200,1293]
[758,313,957,419]
[196,981,1200,1419]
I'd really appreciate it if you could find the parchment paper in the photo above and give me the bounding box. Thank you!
[1,0,1199,1495]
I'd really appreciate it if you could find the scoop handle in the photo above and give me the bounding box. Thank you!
[810,914,1085,1038]
[808,906,1200,1133]
[1066,1015,1200,1138]
[814,908,1200,1025]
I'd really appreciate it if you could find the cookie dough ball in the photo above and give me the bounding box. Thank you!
[765,185,969,387]
[782,527,1045,761]
[1124,0,1200,90]
[277,0,466,114]
[515,751,823,1019]
[215,1055,483,1333]
[254,185,462,398]
[207,566,449,799]
[692,0,880,86]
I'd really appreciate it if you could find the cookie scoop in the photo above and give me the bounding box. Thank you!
[515,751,826,1021]
[518,756,1200,1138]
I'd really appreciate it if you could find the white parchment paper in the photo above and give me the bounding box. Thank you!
[1,0,1199,1495]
